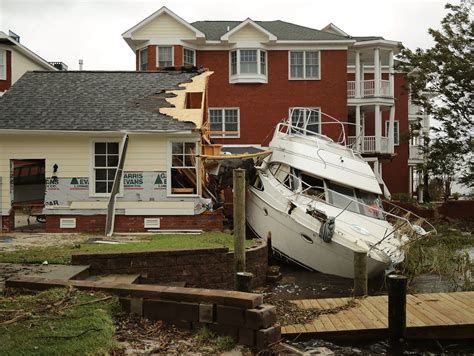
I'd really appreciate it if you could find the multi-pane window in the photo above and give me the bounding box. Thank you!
[0,49,6,80]
[93,142,119,194]
[229,49,266,78]
[139,47,148,71]
[170,142,197,195]
[209,108,240,137]
[157,46,173,67]
[290,108,321,135]
[289,51,320,79]
[385,120,400,145]
[240,50,258,74]
[183,48,195,66]
[231,51,237,75]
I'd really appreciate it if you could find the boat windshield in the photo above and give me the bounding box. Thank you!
[327,182,385,220]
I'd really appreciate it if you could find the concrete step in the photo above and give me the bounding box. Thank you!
[14,264,90,281]
[86,274,141,284]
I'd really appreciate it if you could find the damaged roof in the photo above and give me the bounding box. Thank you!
[0,70,201,132]
[191,20,348,41]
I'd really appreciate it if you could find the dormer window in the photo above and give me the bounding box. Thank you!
[157,46,173,68]
[229,49,267,84]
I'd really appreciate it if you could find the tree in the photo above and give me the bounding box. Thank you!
[398,2,474,199]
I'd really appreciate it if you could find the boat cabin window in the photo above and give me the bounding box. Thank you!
[300,173,325,199]
[252,175,264,191]
[269,163,298,191]
[327,181,385,220]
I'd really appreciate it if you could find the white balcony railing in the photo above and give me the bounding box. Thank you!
[409,145,424,161]
[347,80,392,98]
[348,135,390,154]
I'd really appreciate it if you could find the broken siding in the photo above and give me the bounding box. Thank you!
[132,13,195,39]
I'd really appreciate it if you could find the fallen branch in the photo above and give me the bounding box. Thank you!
[0,312,32,325]
[37,327,103,340]
[58,296,112,311]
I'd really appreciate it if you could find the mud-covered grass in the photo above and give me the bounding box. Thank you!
[401,221,474,290]
[0,288,119,355]
[0,232,256,265]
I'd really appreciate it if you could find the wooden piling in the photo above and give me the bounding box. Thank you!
[387,274,407,343]
[353,250,368,296]
[233,169,246,289]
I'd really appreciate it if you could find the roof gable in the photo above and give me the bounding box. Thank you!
[122,6,204,40]
[222,19,277,42]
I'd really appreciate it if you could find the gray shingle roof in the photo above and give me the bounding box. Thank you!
[191,20,348,41]
[0,70,201,132]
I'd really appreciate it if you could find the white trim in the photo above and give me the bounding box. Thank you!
[208,107,241,138]
[321,23,349,37]
[221,18,277,41]
[167,139,200,198]
[122,6,205,39]
[195,43,350,51]
[0,48,6,80]
[288,50,321,80]
[89,138,123,198]
[156,46,174,67]
[0,31,57,71]
[183,47,196,66]
[0,129,194,135]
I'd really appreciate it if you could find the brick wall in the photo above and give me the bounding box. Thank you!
[45,210,224,233]
[71,241,268,289]
[1,209,15,233]
[396,200,474,220]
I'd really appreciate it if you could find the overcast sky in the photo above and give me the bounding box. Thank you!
[1,0,451,70]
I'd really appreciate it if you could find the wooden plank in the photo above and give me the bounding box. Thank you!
[406,295,443,326]
[439,292,474,314]
[356,299,386,328]
[282,324,298,335]
[405,301,433,327]
[416,293,468,324]
[317,299,339,331]
[348,301,380,330]
[408,294,455,325]
[362,296,388,326]
[434,293,474,323]
[341,307,366,330]
[452,292,474,308]
[326,298,357,330]
[311,315,326,332]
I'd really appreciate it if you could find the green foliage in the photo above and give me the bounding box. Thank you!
[398,3,474,194]
[196,327,236,351]
[0,289,119,355]
[390,192,415,203]
[0,232,256,264]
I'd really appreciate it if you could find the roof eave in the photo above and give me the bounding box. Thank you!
[220,18,278,41]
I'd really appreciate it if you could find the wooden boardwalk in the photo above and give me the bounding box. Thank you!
[282,291,474,340]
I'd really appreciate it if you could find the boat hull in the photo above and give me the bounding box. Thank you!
[247,189,390,278]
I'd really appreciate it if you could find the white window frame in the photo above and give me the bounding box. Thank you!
[288,50,321,80]
[0,49,6,80]
[385,120,400,146]
[156,46,174,68]
[289,107,321,135]
[89,138,123,197]
[229,48,267,84]
[183,47,196,66]
[167,139,200,197]
[139,47,148,71]
[208,108,240,138]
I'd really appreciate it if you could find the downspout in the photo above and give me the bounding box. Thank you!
[105,133,129,236]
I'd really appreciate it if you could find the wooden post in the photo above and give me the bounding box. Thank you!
[387,274,407,344]
[233,169,246,289]
[353,250,368,296]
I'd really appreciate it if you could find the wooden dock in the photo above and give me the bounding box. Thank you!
[282,291,474,340]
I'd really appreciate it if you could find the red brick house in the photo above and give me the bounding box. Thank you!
[122,7,421,195]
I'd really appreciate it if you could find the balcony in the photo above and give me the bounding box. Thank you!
[348,135,390,154]
[409,144,424,163]
[347,80,391,98]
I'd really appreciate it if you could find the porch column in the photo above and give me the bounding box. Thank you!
[388,105,395,154]
[389,50,394,97]
[418,170,424,203]
[375,105,381,152]
[374,48,380,97]
[355,105,362,151]
[408,166,413,196]
[355,51,361,98]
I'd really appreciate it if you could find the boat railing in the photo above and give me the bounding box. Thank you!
[268,168,437,243]
[277,108,365,155]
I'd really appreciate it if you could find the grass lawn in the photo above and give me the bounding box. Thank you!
[0,289,119,355]
[0,232,257,265]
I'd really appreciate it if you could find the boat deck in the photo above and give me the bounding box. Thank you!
[282,291,474,340]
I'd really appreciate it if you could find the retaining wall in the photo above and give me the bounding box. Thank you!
[71,241,268,289]
[394,200,474,221]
